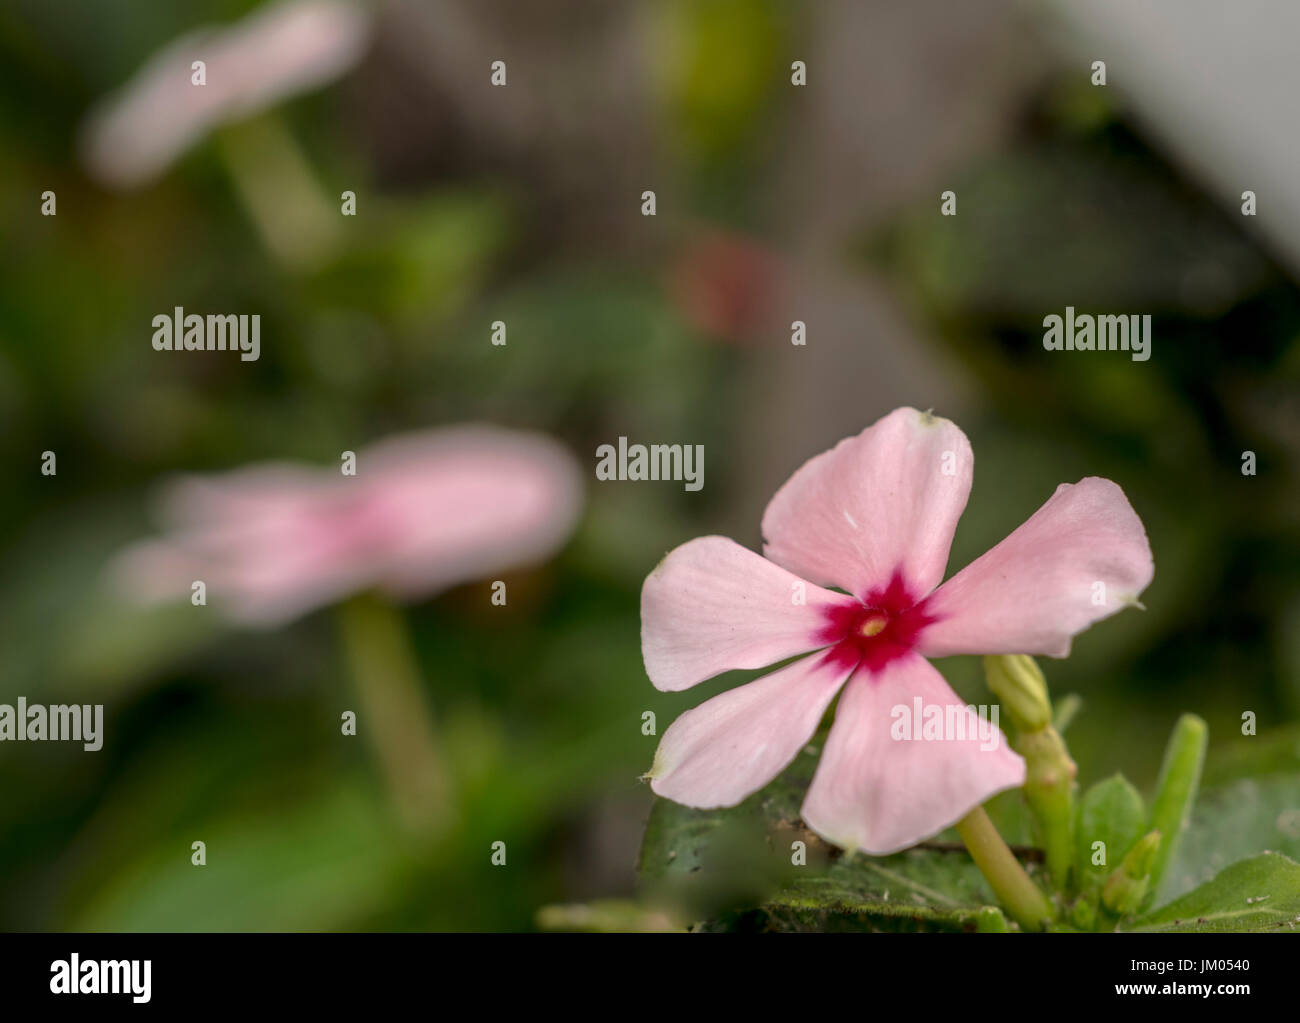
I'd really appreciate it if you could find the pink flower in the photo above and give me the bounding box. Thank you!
[641,407,1154,854]
[80,0,371,190]
[669,228,783,345]
[114,426,583,626]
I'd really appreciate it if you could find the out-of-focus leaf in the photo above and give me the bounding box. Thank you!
[0,504,219,701]
[638,747,1016,932]
[1201,724,1300,788]
[1122,852,1300,933]
[654,0,787,162]
[891,144,1273,321]
[58,597,219,696]
[304,189,513,325]
[432,268,723,430]
[69,783,406,931]
[1163,775,1300,900]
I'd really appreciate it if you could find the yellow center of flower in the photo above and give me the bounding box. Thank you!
[859,615,888,638]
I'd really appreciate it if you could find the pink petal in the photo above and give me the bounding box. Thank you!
[362,426,584,599]
[917,477,1154,659]
[649,652,851,808]
[801,654,1025,855]
[113,488,379,626]
[112,425,583,627]
[80,0,372,189]
[641,536,855,692]
[761,407,972,600]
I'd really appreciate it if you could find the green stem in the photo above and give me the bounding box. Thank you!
[217,115,340,271]
[337,593,453,837]
[983,655,1077,891]
[1016,725,1077,890]
[955,806,1054,931]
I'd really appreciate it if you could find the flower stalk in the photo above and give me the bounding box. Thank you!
[338,593,453,838]
[217,115,340,270]
[955,806,1053,931]
[985,655,1077,891]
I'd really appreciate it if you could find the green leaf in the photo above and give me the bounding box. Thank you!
[757,847,1004,932]
[1146,714,1208,904]
[68,782,406,931]
[1075,773,1146,893]
[887,144,1273,320]
[1163,774,1300,900]
[1201,724,1300,788]
[1122,852,1300,933]
[638,747,1023,932]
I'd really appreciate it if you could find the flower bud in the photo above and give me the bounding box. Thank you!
[983,654,1052,732]
[1102,829,1161,916]
[975,906,1009,933]
[1070,893,1098,930]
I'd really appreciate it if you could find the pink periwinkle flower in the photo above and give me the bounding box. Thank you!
[80,0,371,190]
[114,426,583,627]
[641,407,1153,854]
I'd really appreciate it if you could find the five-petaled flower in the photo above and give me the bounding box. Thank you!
[640,407,1154,855]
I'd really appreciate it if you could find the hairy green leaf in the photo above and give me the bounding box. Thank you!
[1076,773,1146,893]
[638,747,1027,931]
[1123,852,1300,933]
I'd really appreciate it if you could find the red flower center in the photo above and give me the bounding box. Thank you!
[816,571,936,675]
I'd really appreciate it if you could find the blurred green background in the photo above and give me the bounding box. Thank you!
[1,0,1297,930]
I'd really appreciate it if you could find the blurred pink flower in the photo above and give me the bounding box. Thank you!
[669,228,783,344]
[641,407,1154,854]
[80,0,371,189]
[114,426,584,626]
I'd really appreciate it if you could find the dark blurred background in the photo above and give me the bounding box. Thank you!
[1,0,1297,929]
